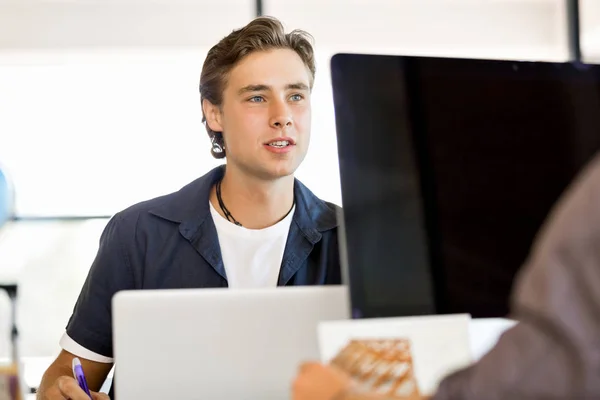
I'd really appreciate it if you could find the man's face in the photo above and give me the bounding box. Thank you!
[206,48,312,180]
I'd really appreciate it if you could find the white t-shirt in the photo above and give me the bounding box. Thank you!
[209,200,294,288]
[61,200,295,362]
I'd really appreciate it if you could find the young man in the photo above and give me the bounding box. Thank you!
[292,151,600,400]
[37,16,341,400]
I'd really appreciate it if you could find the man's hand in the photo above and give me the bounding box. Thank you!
[39,376,110,400]
[37,350,113,400]
[292,362,434,400]
[292,362,354,400]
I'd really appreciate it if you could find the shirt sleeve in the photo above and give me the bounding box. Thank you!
[64,212,137,359]
[59,332,114,363]
[433,153,600,400]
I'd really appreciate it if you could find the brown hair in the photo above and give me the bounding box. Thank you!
[199,16,316,159]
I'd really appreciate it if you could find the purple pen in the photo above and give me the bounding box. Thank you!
[72,357,93,399]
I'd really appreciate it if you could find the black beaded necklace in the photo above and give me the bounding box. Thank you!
[215,178,296,228]
[216,178,242,226]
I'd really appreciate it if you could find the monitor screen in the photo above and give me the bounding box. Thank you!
[331,53,600,319]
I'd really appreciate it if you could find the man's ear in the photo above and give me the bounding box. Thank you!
[202,99,223,133]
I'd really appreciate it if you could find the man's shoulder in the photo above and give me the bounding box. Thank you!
[319,201,342,239]
[294,179,342,233]
[118,187,187,218]
[109,166,222,230]
[98,190,186,244]
[111,191,177,225]
[321,200,342,219]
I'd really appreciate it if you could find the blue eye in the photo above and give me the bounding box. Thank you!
[249,96,264,103]
[290,94,304,101]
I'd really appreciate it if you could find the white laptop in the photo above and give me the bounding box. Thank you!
[112,285,350,400]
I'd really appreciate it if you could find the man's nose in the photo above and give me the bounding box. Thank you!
[269,102,293,128]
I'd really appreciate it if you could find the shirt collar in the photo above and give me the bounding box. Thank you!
[148,165,338,237]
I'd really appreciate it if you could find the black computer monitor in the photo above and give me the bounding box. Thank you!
[331,53,600,319]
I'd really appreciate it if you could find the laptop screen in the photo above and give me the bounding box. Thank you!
[331,53,600,319]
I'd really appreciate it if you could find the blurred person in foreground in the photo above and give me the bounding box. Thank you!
[293,151,600,400]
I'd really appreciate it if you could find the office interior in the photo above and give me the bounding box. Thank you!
[1,0,600,396]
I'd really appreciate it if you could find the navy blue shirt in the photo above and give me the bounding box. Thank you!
[65,166,341,395]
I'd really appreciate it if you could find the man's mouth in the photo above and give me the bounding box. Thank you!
[265,138,296,148]
[268,140,291,148]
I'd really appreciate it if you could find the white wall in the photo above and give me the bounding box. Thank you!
[267,0,572,62]
[0,220,108,359]
[580,0,600,63]
[0,0,255,49]
[0,49,221,217]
